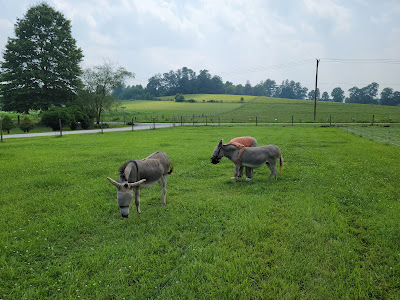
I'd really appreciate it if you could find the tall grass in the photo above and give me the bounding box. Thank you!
[1,126,399,298]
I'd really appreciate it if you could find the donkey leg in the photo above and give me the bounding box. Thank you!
[245,167,254,181]
[232,165,241,182]
[231,165,243,180]
[238,166,244,178]
[158,175,167,206]
[135,187,141,214]
[267,162,277,180]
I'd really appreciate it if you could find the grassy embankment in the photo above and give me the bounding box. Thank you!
[1,126,399,299]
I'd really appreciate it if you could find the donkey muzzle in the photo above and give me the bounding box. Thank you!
[120,206,130,218]
[211,157,221,164]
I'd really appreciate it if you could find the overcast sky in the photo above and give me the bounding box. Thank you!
[1,0,399,95]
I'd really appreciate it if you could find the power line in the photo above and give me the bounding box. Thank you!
[322,58,400,64]
[216,59,315,76]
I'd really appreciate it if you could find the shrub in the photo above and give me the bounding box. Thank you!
[1,115,15,133]
[20,116,35,132]
[67,106,92,130]
[175,93,185,102]
[41,107,73,131]
[41,106,92,131]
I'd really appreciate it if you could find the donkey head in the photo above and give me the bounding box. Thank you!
[211,139,224,164]
[107,177,146,218]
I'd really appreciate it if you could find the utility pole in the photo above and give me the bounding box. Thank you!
[314,59,320,121]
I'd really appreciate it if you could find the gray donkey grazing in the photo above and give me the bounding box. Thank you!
[211,140,284,182]
[107,151,173,218]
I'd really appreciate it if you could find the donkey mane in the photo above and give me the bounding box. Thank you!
[118,161,133,178]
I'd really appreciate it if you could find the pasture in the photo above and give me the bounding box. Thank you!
[1,126,400,299]
[107,95,400,124]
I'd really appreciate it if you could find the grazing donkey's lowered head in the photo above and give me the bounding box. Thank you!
[107,151,173,218]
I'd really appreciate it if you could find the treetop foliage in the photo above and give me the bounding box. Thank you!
[112,67,399,106]
[0,2,83,113]
[79,61,134,124]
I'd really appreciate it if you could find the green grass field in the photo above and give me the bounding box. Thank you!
[157,94,256,102]
[106,95,400,124]
[106,99,243,122]
[1,126,399,299]
[2,95,400,135]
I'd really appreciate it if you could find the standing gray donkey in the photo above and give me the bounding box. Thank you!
[211,140,283,182]
[107,151,173,217]
[211,136,257,180]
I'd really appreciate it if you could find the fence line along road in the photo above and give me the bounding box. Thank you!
[2,122,397,139]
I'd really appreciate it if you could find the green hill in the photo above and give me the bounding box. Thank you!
[111,95,399,123]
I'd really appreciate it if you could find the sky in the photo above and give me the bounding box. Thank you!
[1,0,400,95]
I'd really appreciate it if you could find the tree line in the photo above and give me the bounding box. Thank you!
[1,3,399,132]
[114,67,400,106]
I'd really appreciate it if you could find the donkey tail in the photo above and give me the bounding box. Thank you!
[168,164,174,175]
[279,154,284,175]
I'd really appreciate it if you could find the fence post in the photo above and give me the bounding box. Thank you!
[372,115,375,126]
[153,117,156,129]
[256,116,258,126]
[218,116,220,126]
[131,118,134,131]
[330,115,332,126]
[292,116,293,126]
[206,116,208,126]
[181,116,183,126]
[59,119,62,137]
[101,119,103,134]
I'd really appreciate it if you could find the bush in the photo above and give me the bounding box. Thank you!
[67,106,92,130]
[41,107,73,131]
[175,93,185,102]
[1,115,15,133]
[41,106,92,131]
[20,116,35,132]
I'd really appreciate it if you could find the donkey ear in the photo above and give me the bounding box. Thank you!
[124,163,133,181]
[107,177,121,188]
[218,139,223,147]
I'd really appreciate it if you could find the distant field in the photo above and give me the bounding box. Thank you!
[222,96,399,123]
[107,95,400,123]
[157,94,256,102]
[105,99,243,122]
[1,126,399,299]
[2,94,399,133]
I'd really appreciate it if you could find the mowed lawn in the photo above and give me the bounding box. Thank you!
[0,126,399,299]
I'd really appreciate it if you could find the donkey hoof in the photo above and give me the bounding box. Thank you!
[246,178,252,181]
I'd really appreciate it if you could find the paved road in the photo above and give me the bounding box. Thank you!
[1,122,396,139]
[1,123,174,139]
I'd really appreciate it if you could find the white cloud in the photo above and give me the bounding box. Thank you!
[371,13,390,25]
[303,0,351,34]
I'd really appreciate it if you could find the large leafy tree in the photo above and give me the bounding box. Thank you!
[276,80,308,100]
[80,61,134,124]
[380,87,400,106]
[347,82,379,104]
[0,3,83,113]
[331,87,345,103]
